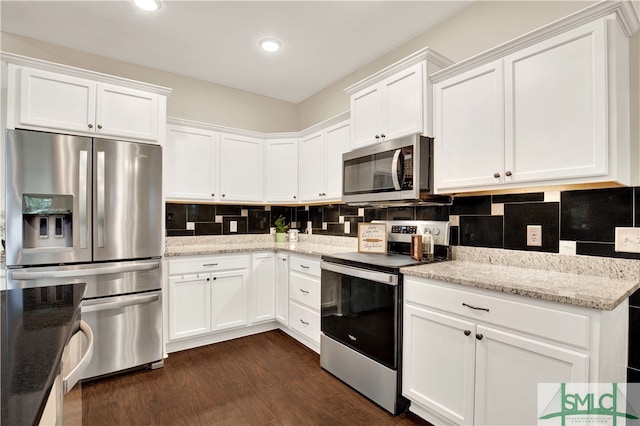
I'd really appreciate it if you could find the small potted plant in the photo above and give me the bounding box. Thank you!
[274,215,289,243]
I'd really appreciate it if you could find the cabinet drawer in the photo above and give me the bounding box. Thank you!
[405,277,590,349]
[289,271,320,310]
[289,301,320,344]
[289,255,321,277]
[169,255,249,275]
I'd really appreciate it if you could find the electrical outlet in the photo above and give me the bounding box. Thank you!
[230,221,237,233]
[615,227,640,253]
[526,225,542,247]
[344,221,351,234]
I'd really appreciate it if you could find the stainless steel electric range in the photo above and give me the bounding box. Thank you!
[320,220,450,415]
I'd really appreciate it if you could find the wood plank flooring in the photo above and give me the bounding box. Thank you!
[81,330,432,425]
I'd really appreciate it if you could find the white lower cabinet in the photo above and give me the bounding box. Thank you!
[275,253,290,326]
[165,251,324,354]
[167,254,258,352]
[403,276,625,426]
[284,254,321,352]
[250,253,276,324]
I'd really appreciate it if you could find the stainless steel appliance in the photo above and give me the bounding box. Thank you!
[320,220,450,415]
[5,129,164,380]
[342,135,450,205]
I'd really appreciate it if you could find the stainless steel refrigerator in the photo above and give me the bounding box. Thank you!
[5,128,164,380]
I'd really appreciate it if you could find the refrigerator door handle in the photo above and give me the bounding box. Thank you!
[79,150,88,249]
[81,293,160,313]
[62,320,94,394]
[9,260,160,280]
[97,150,106,248]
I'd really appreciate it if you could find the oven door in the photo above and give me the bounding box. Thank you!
[320,261,399,369]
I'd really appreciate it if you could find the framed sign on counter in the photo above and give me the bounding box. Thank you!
[357,222,387,254]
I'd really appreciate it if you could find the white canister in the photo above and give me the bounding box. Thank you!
[287,229,299,242]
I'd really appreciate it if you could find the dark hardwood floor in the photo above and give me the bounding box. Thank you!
[81,330,432,425]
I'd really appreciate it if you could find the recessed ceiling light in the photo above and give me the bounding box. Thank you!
[133,0,161,12]
[260,38,281,53]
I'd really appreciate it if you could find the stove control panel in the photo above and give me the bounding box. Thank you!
[374,220,450,246]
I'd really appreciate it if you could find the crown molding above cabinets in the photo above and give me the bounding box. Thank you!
[2,52,171,145]
[345,47,453,151]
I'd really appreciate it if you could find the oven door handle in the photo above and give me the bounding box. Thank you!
[321,261,398,286]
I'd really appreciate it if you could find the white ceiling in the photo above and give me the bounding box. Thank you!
[0,1,472,103]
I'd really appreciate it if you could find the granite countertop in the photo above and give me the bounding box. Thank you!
[1,283,86,426]
[165,234,358,258]
[401,247,640,311]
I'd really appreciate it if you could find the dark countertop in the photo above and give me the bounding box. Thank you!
[1,283,85,426]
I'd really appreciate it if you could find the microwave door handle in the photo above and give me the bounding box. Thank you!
[391,149,402,190]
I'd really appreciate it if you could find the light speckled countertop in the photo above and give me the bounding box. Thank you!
[166,237,639,311]
[401,247,640,311]
[165,234,357,258]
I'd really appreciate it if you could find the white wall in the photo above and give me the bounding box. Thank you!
[298,0,596,128]
[0,32,299,133]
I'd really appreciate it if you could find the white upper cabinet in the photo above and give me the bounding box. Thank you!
[219,133,265,203]
[165,124,219,201]
[95,83,160,141]
[433,6,638,193]
[6,58,169,143]
[346,48,453,150]
[299,120,350,203]
[266,138,299,203]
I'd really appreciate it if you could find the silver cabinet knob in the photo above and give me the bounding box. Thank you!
[493,172,500,178]
[432,228,441,236]
[505,170,512,177]
[88,124,94,129]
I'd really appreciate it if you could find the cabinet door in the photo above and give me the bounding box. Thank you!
[382,62,424,141]
[275,253,289,326]
[211,269,248,331]
[219,134,264,202]
[298,131,326,202]
[324,121,350,201]
[266,138,298,203]
[168,274,212,340]
[504,20,607,184]
[474,325,589,426]
[434,61,504,191]
[250,253,276,324]
[403,304,476,425]
[95,83,159,141]
[17,67,96,134]
[165,125,218,201]
[350,85,383,150]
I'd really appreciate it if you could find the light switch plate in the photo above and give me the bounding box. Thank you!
[230,221,237,233]
[344,221,350,234]
[186,222,195,230]
[615,227,640,253]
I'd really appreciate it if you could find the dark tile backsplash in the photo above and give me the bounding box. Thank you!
[503,202,559,253]
[165,186,640,259]
[561,187,633,242]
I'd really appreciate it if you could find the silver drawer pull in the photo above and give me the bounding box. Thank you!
[299,288,309,294]
[462,302,490,312]
[299,319,309,325]
[203,263,219,267]
[300,264,309,269]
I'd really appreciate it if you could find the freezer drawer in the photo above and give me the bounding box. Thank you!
[81,290,162,380]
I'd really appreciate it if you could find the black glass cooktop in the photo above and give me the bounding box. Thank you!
[321,251,443,274]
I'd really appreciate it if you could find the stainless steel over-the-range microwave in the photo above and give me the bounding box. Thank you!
[342,134,443,204]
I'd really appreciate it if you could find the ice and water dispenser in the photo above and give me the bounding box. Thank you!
[22,194,73,250]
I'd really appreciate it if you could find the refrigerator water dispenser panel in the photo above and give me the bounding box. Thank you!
[22,194,73,250]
